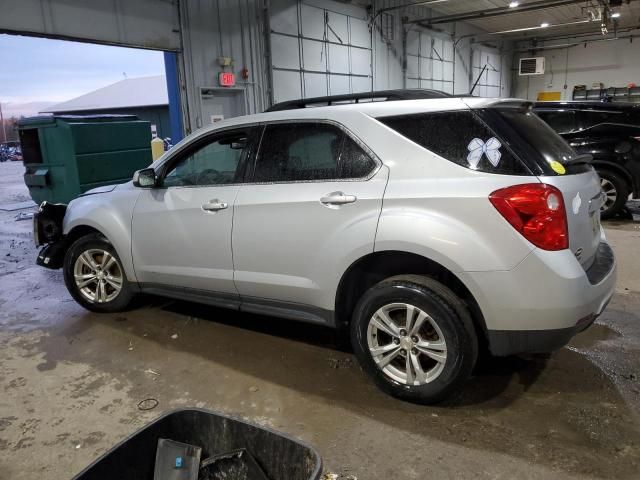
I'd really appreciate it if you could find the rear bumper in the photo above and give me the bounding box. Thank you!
[460,240,616,356]
[486,307,601,356]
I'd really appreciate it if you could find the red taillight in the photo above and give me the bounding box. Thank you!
[489,183,568,251]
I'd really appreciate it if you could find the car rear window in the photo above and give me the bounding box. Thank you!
[481,108,591,175]
[378,111,529,175]
[379,107,590,176]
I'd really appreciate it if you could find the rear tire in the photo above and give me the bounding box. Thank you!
[63,233,134,313]
[598,169,629,219]
[350,275,478,404]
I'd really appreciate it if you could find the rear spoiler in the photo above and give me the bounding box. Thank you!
[565,153,593,166]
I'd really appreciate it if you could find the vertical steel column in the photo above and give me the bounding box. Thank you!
[164,51,184,143]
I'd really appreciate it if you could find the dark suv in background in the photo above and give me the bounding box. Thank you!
[534,102,640,218]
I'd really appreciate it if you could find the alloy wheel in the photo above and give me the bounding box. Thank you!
[367,302,447,386]
[73,249,123,303]
[601,178,617,211]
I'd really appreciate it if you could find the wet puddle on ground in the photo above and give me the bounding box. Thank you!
[569,323,621,349]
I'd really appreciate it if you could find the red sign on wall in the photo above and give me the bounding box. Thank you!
[219,72,236,87]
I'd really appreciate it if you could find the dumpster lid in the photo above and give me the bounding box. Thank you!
[18,114,139,128]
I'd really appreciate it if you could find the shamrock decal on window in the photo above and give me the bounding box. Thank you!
[467,137,502,169]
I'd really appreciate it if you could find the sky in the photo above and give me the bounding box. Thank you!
[0,34,166,117]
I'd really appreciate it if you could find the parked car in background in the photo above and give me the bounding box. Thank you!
[0,141,20,162]
[534,101,640,218]
[33,91,616,404]
[10,145,23,162]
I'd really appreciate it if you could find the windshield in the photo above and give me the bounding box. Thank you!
[479,107,591,175]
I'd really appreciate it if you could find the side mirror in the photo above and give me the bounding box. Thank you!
[133,168,157,188]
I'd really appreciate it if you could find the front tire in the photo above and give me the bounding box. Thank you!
[63,233,134,313]
[350,275,478,404]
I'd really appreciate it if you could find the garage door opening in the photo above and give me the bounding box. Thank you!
[0,33,183,145]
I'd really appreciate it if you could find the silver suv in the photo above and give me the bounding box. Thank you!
[34,91,616,404]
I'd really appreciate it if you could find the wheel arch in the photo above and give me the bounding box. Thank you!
[63,218,136,282]
[65,224,105,246]
[62,191,139,282]
[335,250,488,346]
[592,160,633,189]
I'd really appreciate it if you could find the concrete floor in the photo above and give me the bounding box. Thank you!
[1,160,639,479]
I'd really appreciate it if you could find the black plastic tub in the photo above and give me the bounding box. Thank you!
[72,408,322,480]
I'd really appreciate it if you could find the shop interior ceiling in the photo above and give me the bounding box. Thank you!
[362,0,639,41]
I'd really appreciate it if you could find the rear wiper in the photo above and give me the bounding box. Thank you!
[564,153,592,165]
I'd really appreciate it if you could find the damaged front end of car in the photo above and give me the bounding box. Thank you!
[34,201,67,269]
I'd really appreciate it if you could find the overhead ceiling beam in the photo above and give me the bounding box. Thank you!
[406,0,587,25]
[370,0,449,24]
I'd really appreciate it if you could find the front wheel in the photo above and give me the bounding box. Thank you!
[63,233,134,313]
[350,275,478,404]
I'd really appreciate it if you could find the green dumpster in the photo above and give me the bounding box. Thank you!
[18,115,153,204]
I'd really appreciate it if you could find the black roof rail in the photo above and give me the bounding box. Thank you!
[265,89,452,112]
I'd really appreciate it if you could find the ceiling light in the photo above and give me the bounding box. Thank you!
[509,1,519,7]
[488,19,589,35]
[611,12,621,18]
[540,22,550,27]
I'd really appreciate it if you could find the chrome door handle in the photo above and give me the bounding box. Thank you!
[320,192,357,206]
[202,200,228,212]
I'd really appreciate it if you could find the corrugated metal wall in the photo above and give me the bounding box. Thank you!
[269,0,373,102]
[405,29,455,93]
[0,0,181,50]
[1,0,513,134]
[179,0,269,131]
[470,47,504,97]
[371,0,431,92]
[176,0,511,132]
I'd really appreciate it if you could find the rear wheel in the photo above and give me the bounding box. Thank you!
[599,169,629,219]
[350,275,478,404]
[63,233,134,312]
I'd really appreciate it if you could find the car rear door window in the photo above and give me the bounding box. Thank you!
[339,136,377,179]
[379,111,529,175]
[253,123,375,182]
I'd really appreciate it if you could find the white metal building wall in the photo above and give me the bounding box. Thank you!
[0,0,180,51]
[470,47,503,97]
[269,0,373,103]
[179,0,269,130]
[405,29,455,93]
[1,0,514,133]
[513,35,640,101]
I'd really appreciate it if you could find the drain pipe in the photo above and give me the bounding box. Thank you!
[262,0,274,107]
[507,33,636,53]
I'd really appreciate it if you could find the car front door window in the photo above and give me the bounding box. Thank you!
[163,133,247,187]
[132,128,254,294]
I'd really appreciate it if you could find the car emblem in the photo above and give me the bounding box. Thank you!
[572,192,582,215]
[574,247,583,260]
